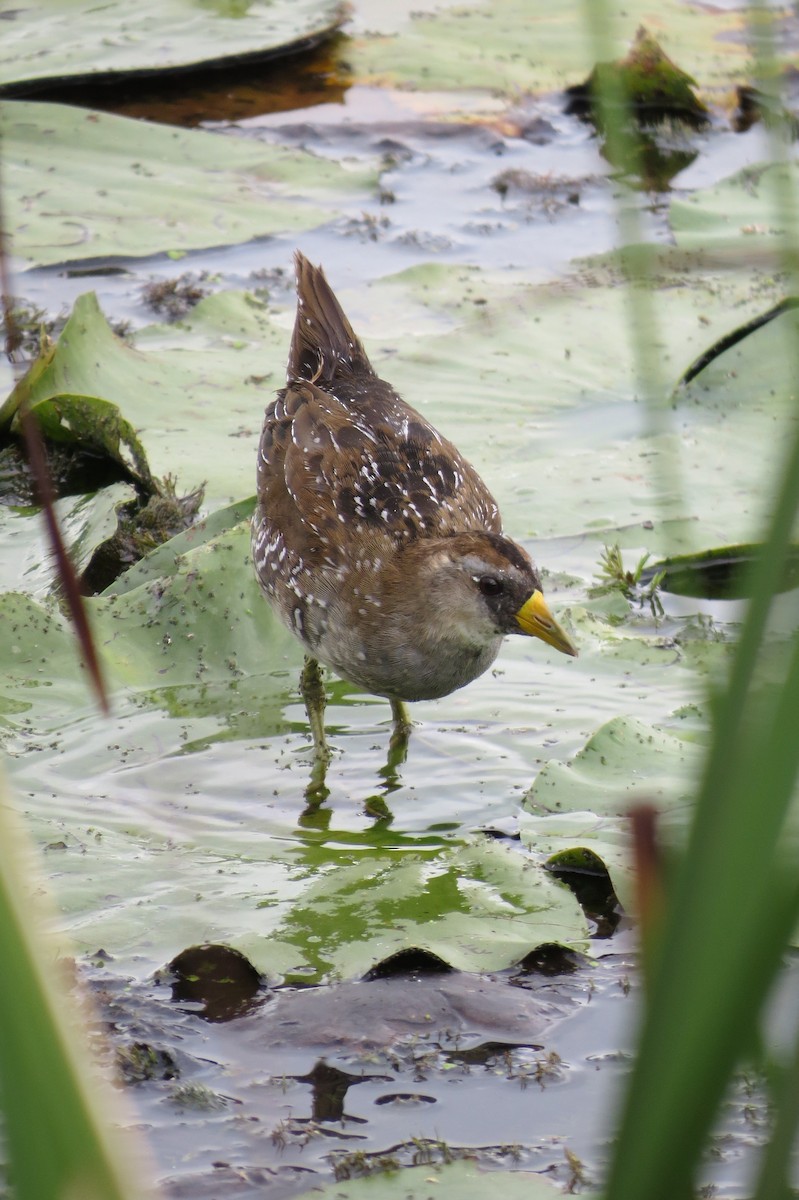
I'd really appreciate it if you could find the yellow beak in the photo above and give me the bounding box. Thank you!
[515,589,578,657]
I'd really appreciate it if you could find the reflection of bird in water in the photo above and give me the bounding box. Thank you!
[252,253,577,795]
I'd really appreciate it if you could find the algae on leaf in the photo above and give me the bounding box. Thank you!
[565,26,709,130]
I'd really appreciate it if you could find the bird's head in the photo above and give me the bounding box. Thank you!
[412,531,578,657]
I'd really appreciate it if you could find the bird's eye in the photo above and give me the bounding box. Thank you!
[478,576,503,598]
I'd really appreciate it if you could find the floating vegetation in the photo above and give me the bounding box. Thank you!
[590,544,665,618]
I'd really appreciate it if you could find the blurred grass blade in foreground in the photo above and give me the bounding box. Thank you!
[0,765,155,1200]
[585,1,799,1196]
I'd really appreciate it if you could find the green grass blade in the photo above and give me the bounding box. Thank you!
[586,0,799,1195]
[0,765,154,1200]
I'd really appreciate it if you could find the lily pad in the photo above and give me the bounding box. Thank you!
[525,715,704,817]
[0,505,595,976]
[640,544,799,600]
[0,390,153,493]
[312,1160,568,1199]
[0,255,790,975]
[0,483,137,597]
[670,160,799,253]
[520,716,706,911]
[350,0,749,98]
[1,100,378,269]
[1,290,274,508]
[270,840,589,982]
[0,0,344,92]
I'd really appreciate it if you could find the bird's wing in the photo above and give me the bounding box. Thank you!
[256,378,501,564]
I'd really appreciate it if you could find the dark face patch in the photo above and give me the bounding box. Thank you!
[479,575,539,633]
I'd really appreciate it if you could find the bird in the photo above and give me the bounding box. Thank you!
[252,252,577,794]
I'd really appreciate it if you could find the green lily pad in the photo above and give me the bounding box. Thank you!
[1,100,378,269]
[0,255,790,974]
[640,544,799,600]
[670,160,799,253]
[312,1160,569,1199]
[7,251,796,548]
[0,0,343,91]
[2,290,274,508]
[103,496,255,596]
[520,716,707,910]
[1,390,153,492]
[525,716,704,817]
[0,508,594,976]
[270,840,589,982]
[0,483,137,597]
[351,0,748,98]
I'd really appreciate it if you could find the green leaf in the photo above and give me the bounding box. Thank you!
[1,100,378,268]
[520,716,705,910]
[270,840,589,981]
[0,764,149,1200]
[641,543,799,600]
[349,0,748,98]
[670,161,799,252]
[0,0,343,91]
[18,393,153,489]
[0,484,136,595]
[312,1160,568,1199]
[1,291,272,507]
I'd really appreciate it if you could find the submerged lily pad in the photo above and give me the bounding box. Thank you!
[1,101,378,269]
[0,484,137,597]
[0,515,588,976]
[0,0,344,92]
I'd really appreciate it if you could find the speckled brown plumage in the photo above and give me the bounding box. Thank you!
[252,253,576,760]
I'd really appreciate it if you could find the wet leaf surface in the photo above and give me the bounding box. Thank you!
[520,716,705,912]
[1,101,379,269]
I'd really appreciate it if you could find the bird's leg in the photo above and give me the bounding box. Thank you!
[370,699,413,814]
[387,697,413,769]
[301,655,329,753]
[301,656,331,807]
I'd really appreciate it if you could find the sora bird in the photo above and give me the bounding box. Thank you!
[252,253,577,787]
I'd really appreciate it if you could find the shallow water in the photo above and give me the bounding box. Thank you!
[5,3,799,1194]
